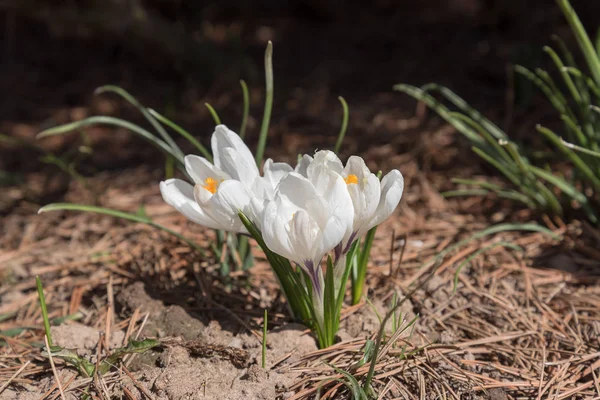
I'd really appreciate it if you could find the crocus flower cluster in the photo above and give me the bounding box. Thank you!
[160,125,404,347]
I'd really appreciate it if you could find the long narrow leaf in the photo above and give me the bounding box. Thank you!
[537,124,600,190]
[544,46,582,104]
[255,41,274,166]
[421,83,508,140]
[37,116,183,163]
[394,84,488,148]
[95,85,184,159]
[148,109,212,161]
[239,80,250,139]
[38,203,206,256]
[557,0,600,85]
[334,96,350,153]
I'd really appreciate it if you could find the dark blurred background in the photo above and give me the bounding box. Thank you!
[1,0,600,204]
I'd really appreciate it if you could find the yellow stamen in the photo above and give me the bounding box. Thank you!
[203,177,219,194]
[344,174,358,185]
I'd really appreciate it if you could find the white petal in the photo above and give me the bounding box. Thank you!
[307,150,343,178]
[159,179,222,229]
[211,125,258,179]
[250,176,272,200]
[262,196,296,262]
[264,158,293,190]
[220,147,260,183]
[290,209,323,267]
[277,173,329,228]
[366,169,404,231]
[203,180,253,233]
[324,178,355,251]
[247,197,268,229]
[294,154,313,177]
[344,156,380,236]
[184,155,228,185]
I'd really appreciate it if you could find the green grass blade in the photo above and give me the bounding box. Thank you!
[435,222,560,265]
[36,277,53,347]
[544,46,582,104]
[323,257,336,348]
[553,34,591,100]
[528,165,589,204]
[421,83,508,140]
[537,124,600,189]
[333,96,349,153]
[447,111,513,164]
[562,137,600,158]
[37,116,183,163]
[351,226,377,305]
[452,178,504,191]
[393,84,488,147]
[262,309,267,369]
[95,85,184,159]
[238,212,312,323]
[38,203,206,256]
[239,80,250,139]
[449,179,536,206]
[205,103,222,125]
[500,140,535,180]
[441,189,490,198]
[148,109,213,162]
[515,65,568,115]
[557,0,600,86]
[560,113,592,149]
[470,147,543,205]
[535,68,575,119]
[333,369,368,399]
[255,41,274,167]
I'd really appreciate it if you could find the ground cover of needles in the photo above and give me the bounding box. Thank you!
[2,3,600,399]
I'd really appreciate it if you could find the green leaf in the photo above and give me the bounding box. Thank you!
[358,339,376,367]
[42,347,95,377]
[255,41,274,167]
[37,116,183,164]
[0,327,37,337]
[239,80,250,139]
[537,124,600,190]
[147,109,213,162]
[323,256,336,348]
[204,103,222,125]
[95,85,184,159]
[351,226,377,305]
[238,211,312,324]
[556,0,600,86]
[421,83,508,141]
[38,203,206,256]
[98,338,159,375]
[441,189,490,198]
[334,96,350,153]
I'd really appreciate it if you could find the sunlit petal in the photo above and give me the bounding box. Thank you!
[159,179,222,229]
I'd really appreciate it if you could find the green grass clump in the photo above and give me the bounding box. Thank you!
[395,0,600,224]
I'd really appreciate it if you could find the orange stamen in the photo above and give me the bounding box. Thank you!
[203,177,219,194]
[344,174,358,185]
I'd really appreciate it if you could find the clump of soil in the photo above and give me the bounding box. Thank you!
[115,282,317,399]
[51,324,125,356]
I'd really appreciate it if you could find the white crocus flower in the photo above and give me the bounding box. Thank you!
[160,124,262,233]
[261,168,354,325]
[306,150,404,261]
